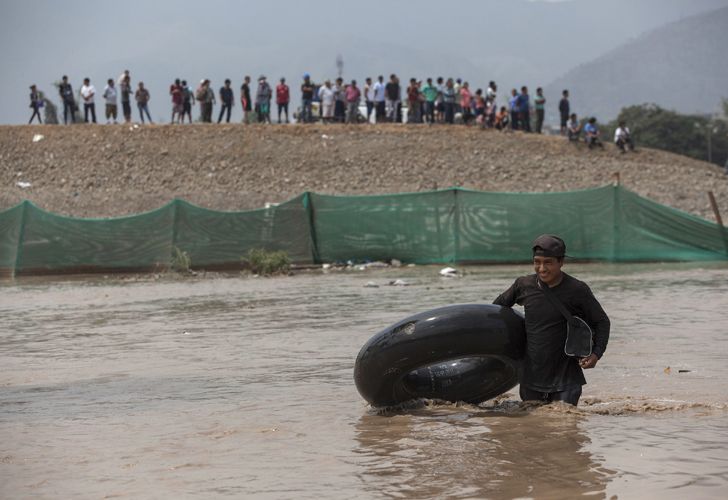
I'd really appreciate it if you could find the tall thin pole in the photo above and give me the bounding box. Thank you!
[708,191,723,226]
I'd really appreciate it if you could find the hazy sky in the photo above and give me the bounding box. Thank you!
[2,0,727,124]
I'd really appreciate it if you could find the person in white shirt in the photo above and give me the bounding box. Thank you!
[80,77,97,123]
[118,69,130,86]
[567,113,581,142]
[318,80,335,122]
[363,77,375,123]
[372,75,386,123]
[102,78,118,124]
[486,81,497,126]
[614,121,634,152]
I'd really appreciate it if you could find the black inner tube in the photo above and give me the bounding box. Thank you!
[354,304,526,407]
[402,356,519,404]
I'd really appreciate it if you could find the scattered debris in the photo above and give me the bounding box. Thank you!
[388,279,409,286]
[364,281,379,288]
[439,266,458,277]
[16,181,32,189]
[32,134,44,143]
[664,366,671,374]
[322,263,331,270]
[391,259,402,267]
[363,261,389,268]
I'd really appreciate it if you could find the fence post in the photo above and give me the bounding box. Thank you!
[452,188,460,264]
[708,191,724,226]
[707,191,728,257]
[612,184,621,262]
[304,192,320,264]
[170,199,180,269]
[12,201,30,278]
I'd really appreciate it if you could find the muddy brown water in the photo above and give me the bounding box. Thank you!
[1,262,727,499]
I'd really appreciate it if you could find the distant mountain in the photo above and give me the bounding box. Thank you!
[4,0,728,124]
[545,6,728,122]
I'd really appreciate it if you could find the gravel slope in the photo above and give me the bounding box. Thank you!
[1,123,726,223]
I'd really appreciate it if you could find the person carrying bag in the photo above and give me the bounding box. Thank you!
[493,234,611,406]
[538,278,593,358]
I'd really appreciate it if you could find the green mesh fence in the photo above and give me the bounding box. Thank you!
[0,186,726,277]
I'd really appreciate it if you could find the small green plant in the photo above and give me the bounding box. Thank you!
[170,246,192,273]
[244,248,291,275]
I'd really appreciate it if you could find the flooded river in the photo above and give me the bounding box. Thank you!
[1,262,727,499]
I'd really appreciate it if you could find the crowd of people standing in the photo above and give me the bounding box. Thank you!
[28,70,635,149]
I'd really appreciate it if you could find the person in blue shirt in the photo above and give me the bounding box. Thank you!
[583,117,604,149]
[509,88,519,130]
[517,86,531,132]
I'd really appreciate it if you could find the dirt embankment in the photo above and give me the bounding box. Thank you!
[1,123,726,222]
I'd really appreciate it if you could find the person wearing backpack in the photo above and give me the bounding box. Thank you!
[255,75,272,124]
[28,85,44,124]
[181,80,195,124]
[196,79,215,123]
[58,75,76,124]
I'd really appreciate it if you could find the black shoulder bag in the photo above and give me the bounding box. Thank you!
[538,280,593,358]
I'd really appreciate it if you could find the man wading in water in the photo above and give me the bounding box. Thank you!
[493,235,610,406]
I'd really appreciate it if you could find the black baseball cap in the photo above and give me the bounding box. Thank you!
[532,234,566,257]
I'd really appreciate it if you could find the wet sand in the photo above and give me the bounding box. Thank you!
[1,262,727,498]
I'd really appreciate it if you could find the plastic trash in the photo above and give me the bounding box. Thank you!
[32,134,44,142]
[16,181,32,188]
[439,267,458,277]
[388,279,409,286]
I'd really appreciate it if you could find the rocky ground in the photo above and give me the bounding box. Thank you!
[1,123,726,223]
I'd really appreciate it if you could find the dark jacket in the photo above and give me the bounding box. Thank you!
[494,272,610,391]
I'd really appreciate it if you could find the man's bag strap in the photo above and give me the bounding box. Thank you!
[537,279,573,321]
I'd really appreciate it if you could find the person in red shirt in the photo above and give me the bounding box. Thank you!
[276,77,290,124]
[345,79,361,124]
[407,78,421,123]
[169,79,183,124]
[460,81,473,125]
